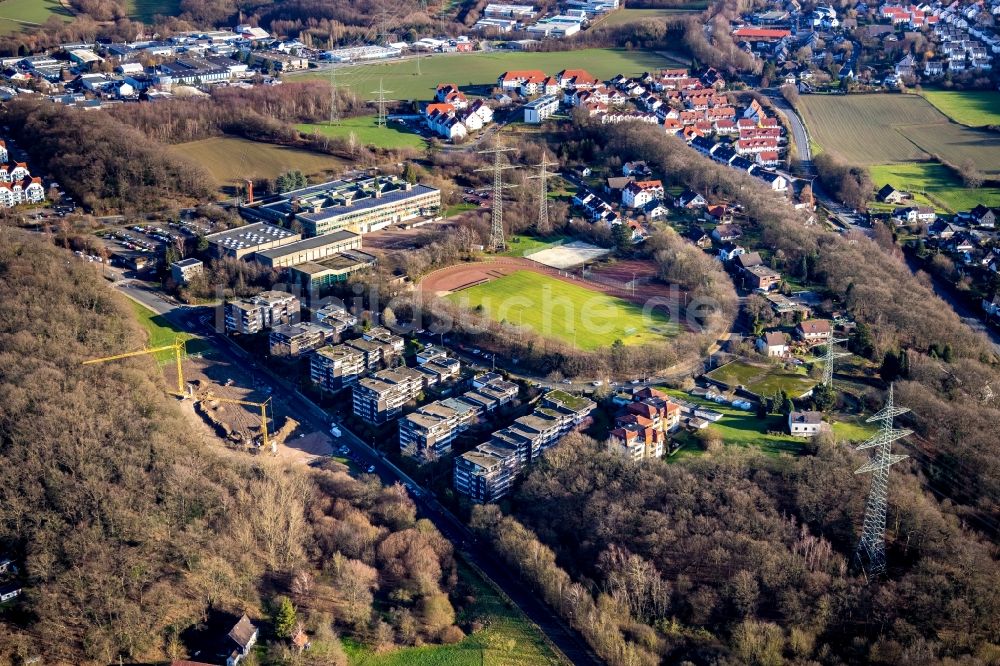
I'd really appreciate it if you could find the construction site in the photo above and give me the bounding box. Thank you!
[82,336,334,463]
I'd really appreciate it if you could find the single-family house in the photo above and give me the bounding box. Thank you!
[788,410,823,436]
[796,319,832,342]
[757,331,789,357]
[712,223,743,242]
[676,189,707,208]
[876,183,906,204]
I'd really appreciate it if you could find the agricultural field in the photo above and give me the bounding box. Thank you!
[346,562,564,666]
[920,90,1000,127]
[597,5,706,27]
[446,269,677,349]
[295,48,675,101]
[297,116,426,150]
[128,0,180,22]
[171,136,346,188]
[869,162,1000,212]
[798,94,1000,176]
[705,359,817,398]
[0,0,71,34]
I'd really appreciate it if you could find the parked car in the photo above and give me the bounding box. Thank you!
[329,423,342,438]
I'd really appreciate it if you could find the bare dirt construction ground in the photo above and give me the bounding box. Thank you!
[363,221,457,251]
[418,257,689,320]
[166,353,334,464]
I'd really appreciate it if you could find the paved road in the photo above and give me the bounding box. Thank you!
[112,281,605,666]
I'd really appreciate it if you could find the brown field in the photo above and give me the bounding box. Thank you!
[172,136,348,187]
[799,94,1000,175]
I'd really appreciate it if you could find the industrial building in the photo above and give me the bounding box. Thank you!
[288,250,378,297]
[244,176,441,237]
[253,230,363,268]
[205,222,300,260]
[224,291,300,334]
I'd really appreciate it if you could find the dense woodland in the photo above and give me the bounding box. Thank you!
[0,230,466,664]
[4,101,215,213]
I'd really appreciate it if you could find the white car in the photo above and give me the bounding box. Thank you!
[592,380,603,387]
[329,424,342,438]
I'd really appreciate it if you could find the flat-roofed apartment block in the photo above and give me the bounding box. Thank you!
[313,303,358,334]
[253,230,363,269]
[454,388,595,502]
[457,379,519,417]
[311,343,366,392]
[453,441,521,503]
[399,399,477,462]
[363,326,405,354]
[416,356,462,387]
[269,321,335,357]
[243,176,441,237]
[170,257,203,285]
[345,338,390,370]
[352,367,424,424]
[224,290,300,334]
[205,222,300,260]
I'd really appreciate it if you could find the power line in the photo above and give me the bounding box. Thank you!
[527,153,559,234]
[854,383,911,579]
[369,78,395,127]
[476,134,518,252]
[821,336,850,387]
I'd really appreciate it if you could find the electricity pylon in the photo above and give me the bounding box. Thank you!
[328,68,339,126]
[369,79,395,127]
[854,384,911,579]
[476,135,518,252]
[821,336,850,387]
[527,153,559,233]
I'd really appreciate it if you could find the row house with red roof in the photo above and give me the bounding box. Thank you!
[424,100,494,141]
[608,387,681,462]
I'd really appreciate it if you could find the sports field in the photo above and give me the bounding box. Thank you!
[297,116,426,150]
[705,360,817,398]
[869,162,1000,212]
[446,270,677,349]
[799,94,1000,176]
[294,48,675,101]
[920,90,1000,127]
[0,0,71,33]
[171,136,346,186]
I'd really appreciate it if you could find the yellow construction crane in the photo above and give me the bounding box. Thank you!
[82,337,187,396]
[203,393,273,454]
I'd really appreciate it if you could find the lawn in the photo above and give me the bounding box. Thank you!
[297,116,426,150]
[170,136,346,188]
[660,388,808,455]
[129,301,210,360]
[346,561,564,666]
[597,6,706,27]
[127,0,180,22]
[705,359,817,398]
[832,419,877,443]
[798,93,1000,176]
[0,0,71,33]
[294,48,676,101]
[446,270,677,349]
[500,234,569,257]
[869,162,1000,212]
[920,90,1000,128]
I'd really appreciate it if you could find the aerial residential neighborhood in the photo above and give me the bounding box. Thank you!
[0,0,997,663]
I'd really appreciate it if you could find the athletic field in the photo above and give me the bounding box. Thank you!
[446,269,677,349]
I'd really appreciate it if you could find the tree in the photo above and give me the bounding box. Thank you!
[612,222,634,252]
[275,596,297,640]
[812,383,836,412]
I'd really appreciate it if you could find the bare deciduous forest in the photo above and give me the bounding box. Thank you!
[0,230,465,664]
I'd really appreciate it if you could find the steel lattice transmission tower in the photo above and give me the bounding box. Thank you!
[476,136,518,252]
[369,79,395,127]
[854,384,911,578]
[328,68,340,125]
[527,153,559,233]
[821,336,850,387]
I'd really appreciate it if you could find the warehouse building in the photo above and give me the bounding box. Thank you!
[205,222,300,260]
[253,230,363,268]
[244,176,441,237]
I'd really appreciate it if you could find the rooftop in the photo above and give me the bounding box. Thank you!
[205,221,297,250]
[254,230,360,260]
